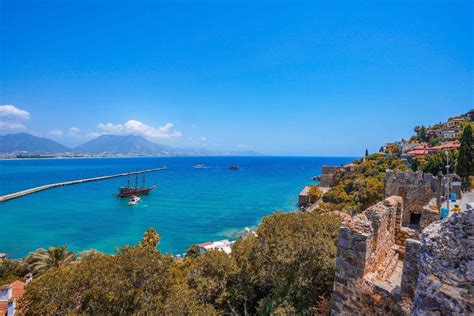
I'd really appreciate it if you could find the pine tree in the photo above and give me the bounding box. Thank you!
[456,125,473,189]
[365,149,369,157]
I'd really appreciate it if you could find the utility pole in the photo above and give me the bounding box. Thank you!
[445,150,450,212]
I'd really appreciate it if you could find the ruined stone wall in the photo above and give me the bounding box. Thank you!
[400,239,420,298]
[331,192,472,315]
[412,208,473,315]
[384,170,442,226]
[320,166,342,187]
[419,198,439,230]
[330,196,405,315]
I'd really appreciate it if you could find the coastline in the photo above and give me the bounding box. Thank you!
[0,156,355,258]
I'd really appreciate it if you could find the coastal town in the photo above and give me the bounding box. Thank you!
[1,109,472,315]
[0,0,472,313]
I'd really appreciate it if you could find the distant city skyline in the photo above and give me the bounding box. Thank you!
[0,0,472,156]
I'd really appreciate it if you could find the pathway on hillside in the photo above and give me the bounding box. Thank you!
[441,190,474,216]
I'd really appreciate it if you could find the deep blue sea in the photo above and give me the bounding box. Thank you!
[0,156,354,258]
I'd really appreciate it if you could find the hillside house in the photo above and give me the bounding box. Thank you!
[443,117,466,128]
[405,145,429,159]
[428,140,461,152]
[434,129,459,139]
[0,280,25,316]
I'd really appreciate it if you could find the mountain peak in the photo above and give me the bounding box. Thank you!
[0,133,70,153]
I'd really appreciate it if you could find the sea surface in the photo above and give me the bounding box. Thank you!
[0,156,354,258]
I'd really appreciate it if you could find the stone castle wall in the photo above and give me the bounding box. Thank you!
[330,193,472,315]
[320,166,342,187]
[330,196,409,315]
[384,170,442,228]
[412,208,473,314]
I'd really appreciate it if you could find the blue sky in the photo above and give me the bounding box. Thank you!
[0,0,472,155]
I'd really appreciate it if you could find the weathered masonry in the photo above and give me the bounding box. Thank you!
[320,166,342,187]
[330,195,473,315]
[384,170,443,230]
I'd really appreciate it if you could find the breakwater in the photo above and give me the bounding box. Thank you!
[0,167,166,203]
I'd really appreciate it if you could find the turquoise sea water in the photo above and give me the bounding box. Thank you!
[0,156,354,258]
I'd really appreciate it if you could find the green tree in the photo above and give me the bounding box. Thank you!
[187,250,238,312]
[185,245,201,259]
[0,259,29,284]
[411,158,419,172]
[423,150,457,176]
[139,227,160,249]
[456,125,473,189]
[308,185,323,204]
[27,246,76,273]
[21,233,217,315]
[415,125,427,142]
[230,212,341,314]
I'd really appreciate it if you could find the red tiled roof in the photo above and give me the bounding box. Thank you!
[411,145,427,150]
[406,148,428,158]
[197,242,213,247]
[429,141,461,151]
[10,280,25,302]
[345,163,357,168]
[0,301,8,315]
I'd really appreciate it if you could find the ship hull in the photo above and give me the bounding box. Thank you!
[114,185,157,197]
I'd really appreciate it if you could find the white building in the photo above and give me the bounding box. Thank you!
[435,130,458,139]
[197,239,233,255]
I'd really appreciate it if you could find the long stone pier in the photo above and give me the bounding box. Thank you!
[0,167,167,203]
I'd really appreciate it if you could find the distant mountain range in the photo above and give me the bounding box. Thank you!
[0,133,262,157]
[0,133,70,153]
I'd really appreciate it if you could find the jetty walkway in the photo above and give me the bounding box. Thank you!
[0,167,167,203]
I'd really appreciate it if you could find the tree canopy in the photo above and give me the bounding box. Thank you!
[456,125,473,189]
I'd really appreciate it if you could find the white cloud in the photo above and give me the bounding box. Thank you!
[191,124,197,128]
[97,120,181,139]
[0,105,30,120]
[68,127,80,135]
[0,105,30,131]
[0,121,27,130]
[49,129,63,136]
[200,136,207,141]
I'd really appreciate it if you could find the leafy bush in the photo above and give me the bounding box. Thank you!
[21,242,216,315]
[308,185,323,203]
[322,154,407,215]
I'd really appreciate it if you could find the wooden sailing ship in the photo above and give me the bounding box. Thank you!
[114,172,157,197]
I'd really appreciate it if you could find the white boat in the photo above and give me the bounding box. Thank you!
[128,195,141,206]
[193,164,206,169]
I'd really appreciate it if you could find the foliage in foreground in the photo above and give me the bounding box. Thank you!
[20,229,216,315]
[15,213,340,315]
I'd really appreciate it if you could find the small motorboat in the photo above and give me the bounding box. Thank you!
[193,164,206,169]
[229,165,239,170]
[128,195,141,206]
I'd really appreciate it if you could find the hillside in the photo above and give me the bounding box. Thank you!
[0,133,262,156]
[74,134,168,154]
[75,134,262,156]
[0,133,71,153]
